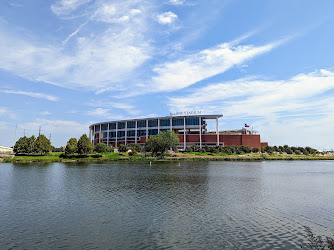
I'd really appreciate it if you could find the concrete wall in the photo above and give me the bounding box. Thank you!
[0,146,14,154]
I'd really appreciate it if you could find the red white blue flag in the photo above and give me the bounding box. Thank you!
[245,124,250,127]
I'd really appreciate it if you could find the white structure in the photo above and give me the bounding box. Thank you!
[0,146,14,154]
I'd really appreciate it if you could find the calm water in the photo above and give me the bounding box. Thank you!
[1,161,334,249]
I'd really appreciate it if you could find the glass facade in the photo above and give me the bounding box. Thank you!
[172,118,184,126]
[138,120,146,128]
[186,118,200,126]
[109,123,116,130]
[148,120,158,127]
[117,131,125,137]
[137,130,146,137]
[127,130,135,137]
[118,122,125,129]
[149,129,158,136]
[95,125,100,132]
[128,121,136,128]
[101,124,108,131]
[160,119,170,127]
[109,132,116,138]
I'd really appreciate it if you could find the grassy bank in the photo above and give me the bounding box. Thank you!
[1,152,334,163]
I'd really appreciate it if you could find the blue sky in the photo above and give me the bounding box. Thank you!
[1,0,334,150]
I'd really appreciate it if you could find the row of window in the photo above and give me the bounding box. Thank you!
[94,118,204,131]
[102,129,171,138]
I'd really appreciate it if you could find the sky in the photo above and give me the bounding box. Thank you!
[1,0,334,150]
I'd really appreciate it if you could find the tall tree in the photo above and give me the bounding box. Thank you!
[13,135,35,154]
[145,130,179,157]
[34,134,52,154]
[77,134,93,155]
[65,138,78,155]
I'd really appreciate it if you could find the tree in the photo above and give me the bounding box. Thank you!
[65,138,78,155]
[33,135,52,154]
[77,134,93,155]
[145,130,179,157]
[94,143,108,153]
[14,136,35,154]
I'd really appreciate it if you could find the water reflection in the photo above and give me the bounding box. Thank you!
[0,161,334,249]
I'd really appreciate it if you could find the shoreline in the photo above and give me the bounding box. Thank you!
[1,152,334,163]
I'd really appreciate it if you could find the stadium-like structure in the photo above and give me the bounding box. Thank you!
[89,114,268,150]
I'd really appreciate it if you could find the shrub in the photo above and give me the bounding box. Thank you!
[224,148,232,155]
[94,143,108,153]
[118,144,128,152]
[251,147,259,153]
[128,147,137,156]
[185,147,193,152]
[131,144,142,152]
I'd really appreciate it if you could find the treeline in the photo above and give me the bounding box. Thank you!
[184,144,318,155]
[261,145,318,155]
[13,135,52,154]
[185,145,258,154]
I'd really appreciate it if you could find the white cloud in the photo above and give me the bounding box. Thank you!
[168,0,185,5]
[87,108,111,117]
[40,111,52,115]
[0,89,58,101]
[0,107,7,114]
[51,0,92,16]
[0,17,151,91]
[62,22,87,45]
[157,11,178,25]
[151,37,288,92]
[167,69,334,149]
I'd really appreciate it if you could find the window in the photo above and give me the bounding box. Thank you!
[109,123,116,130]
[101,124,108,131]
[109,132,116,138]
[148,120,158,127]
[127,130,135,137]
[128,121,136,128]
[104,132,108,138]
[117,131,125,137]
[138,120,146,128]
[118,122,125,129]
[186,118,199,126]
[95,125,100,132]
[172,118,184,126]
[160,119,170,127]
[149,129,158,135]
[137,130,146,136]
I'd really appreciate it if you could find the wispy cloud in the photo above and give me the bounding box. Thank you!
[168,0,186,5]
[151,36,289,92]
[0,89,58,101]
[40,111,52,115]
[0,107,8,114]
[0,0,153,91]
[168,69,334,115]
[51,0,92,16]
[157,11,178,25]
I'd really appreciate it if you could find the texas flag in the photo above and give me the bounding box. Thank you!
[245,124,250,128]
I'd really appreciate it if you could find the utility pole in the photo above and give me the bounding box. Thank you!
[39,126,41,136]
[14,124,17,146]
[49,134,51,143]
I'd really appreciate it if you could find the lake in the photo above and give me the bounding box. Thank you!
[0,161,334,249]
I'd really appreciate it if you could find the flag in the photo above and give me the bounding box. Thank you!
[245,124,250,127]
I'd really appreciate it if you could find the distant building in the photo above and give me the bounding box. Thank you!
[0,146,14,154]
[89,114,268,150]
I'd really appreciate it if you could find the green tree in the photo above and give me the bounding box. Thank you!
[145,130,179,157]
[13,136,35,154]
[65,138,78,155]
[94,143,108,153]
[33,134,52,154]
[77,134,93,155]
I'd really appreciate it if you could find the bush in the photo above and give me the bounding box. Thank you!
[294,150,301,155]
[190,144,199,152]
[224,148,232,155]
[94,143,108,153]
[212,149,219,154]
[128,147,137,156]
[199,148,205,153]
[251,147,259,153]
[131,144,142,152]
[118,144,128,152]
[185,147,193,152]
